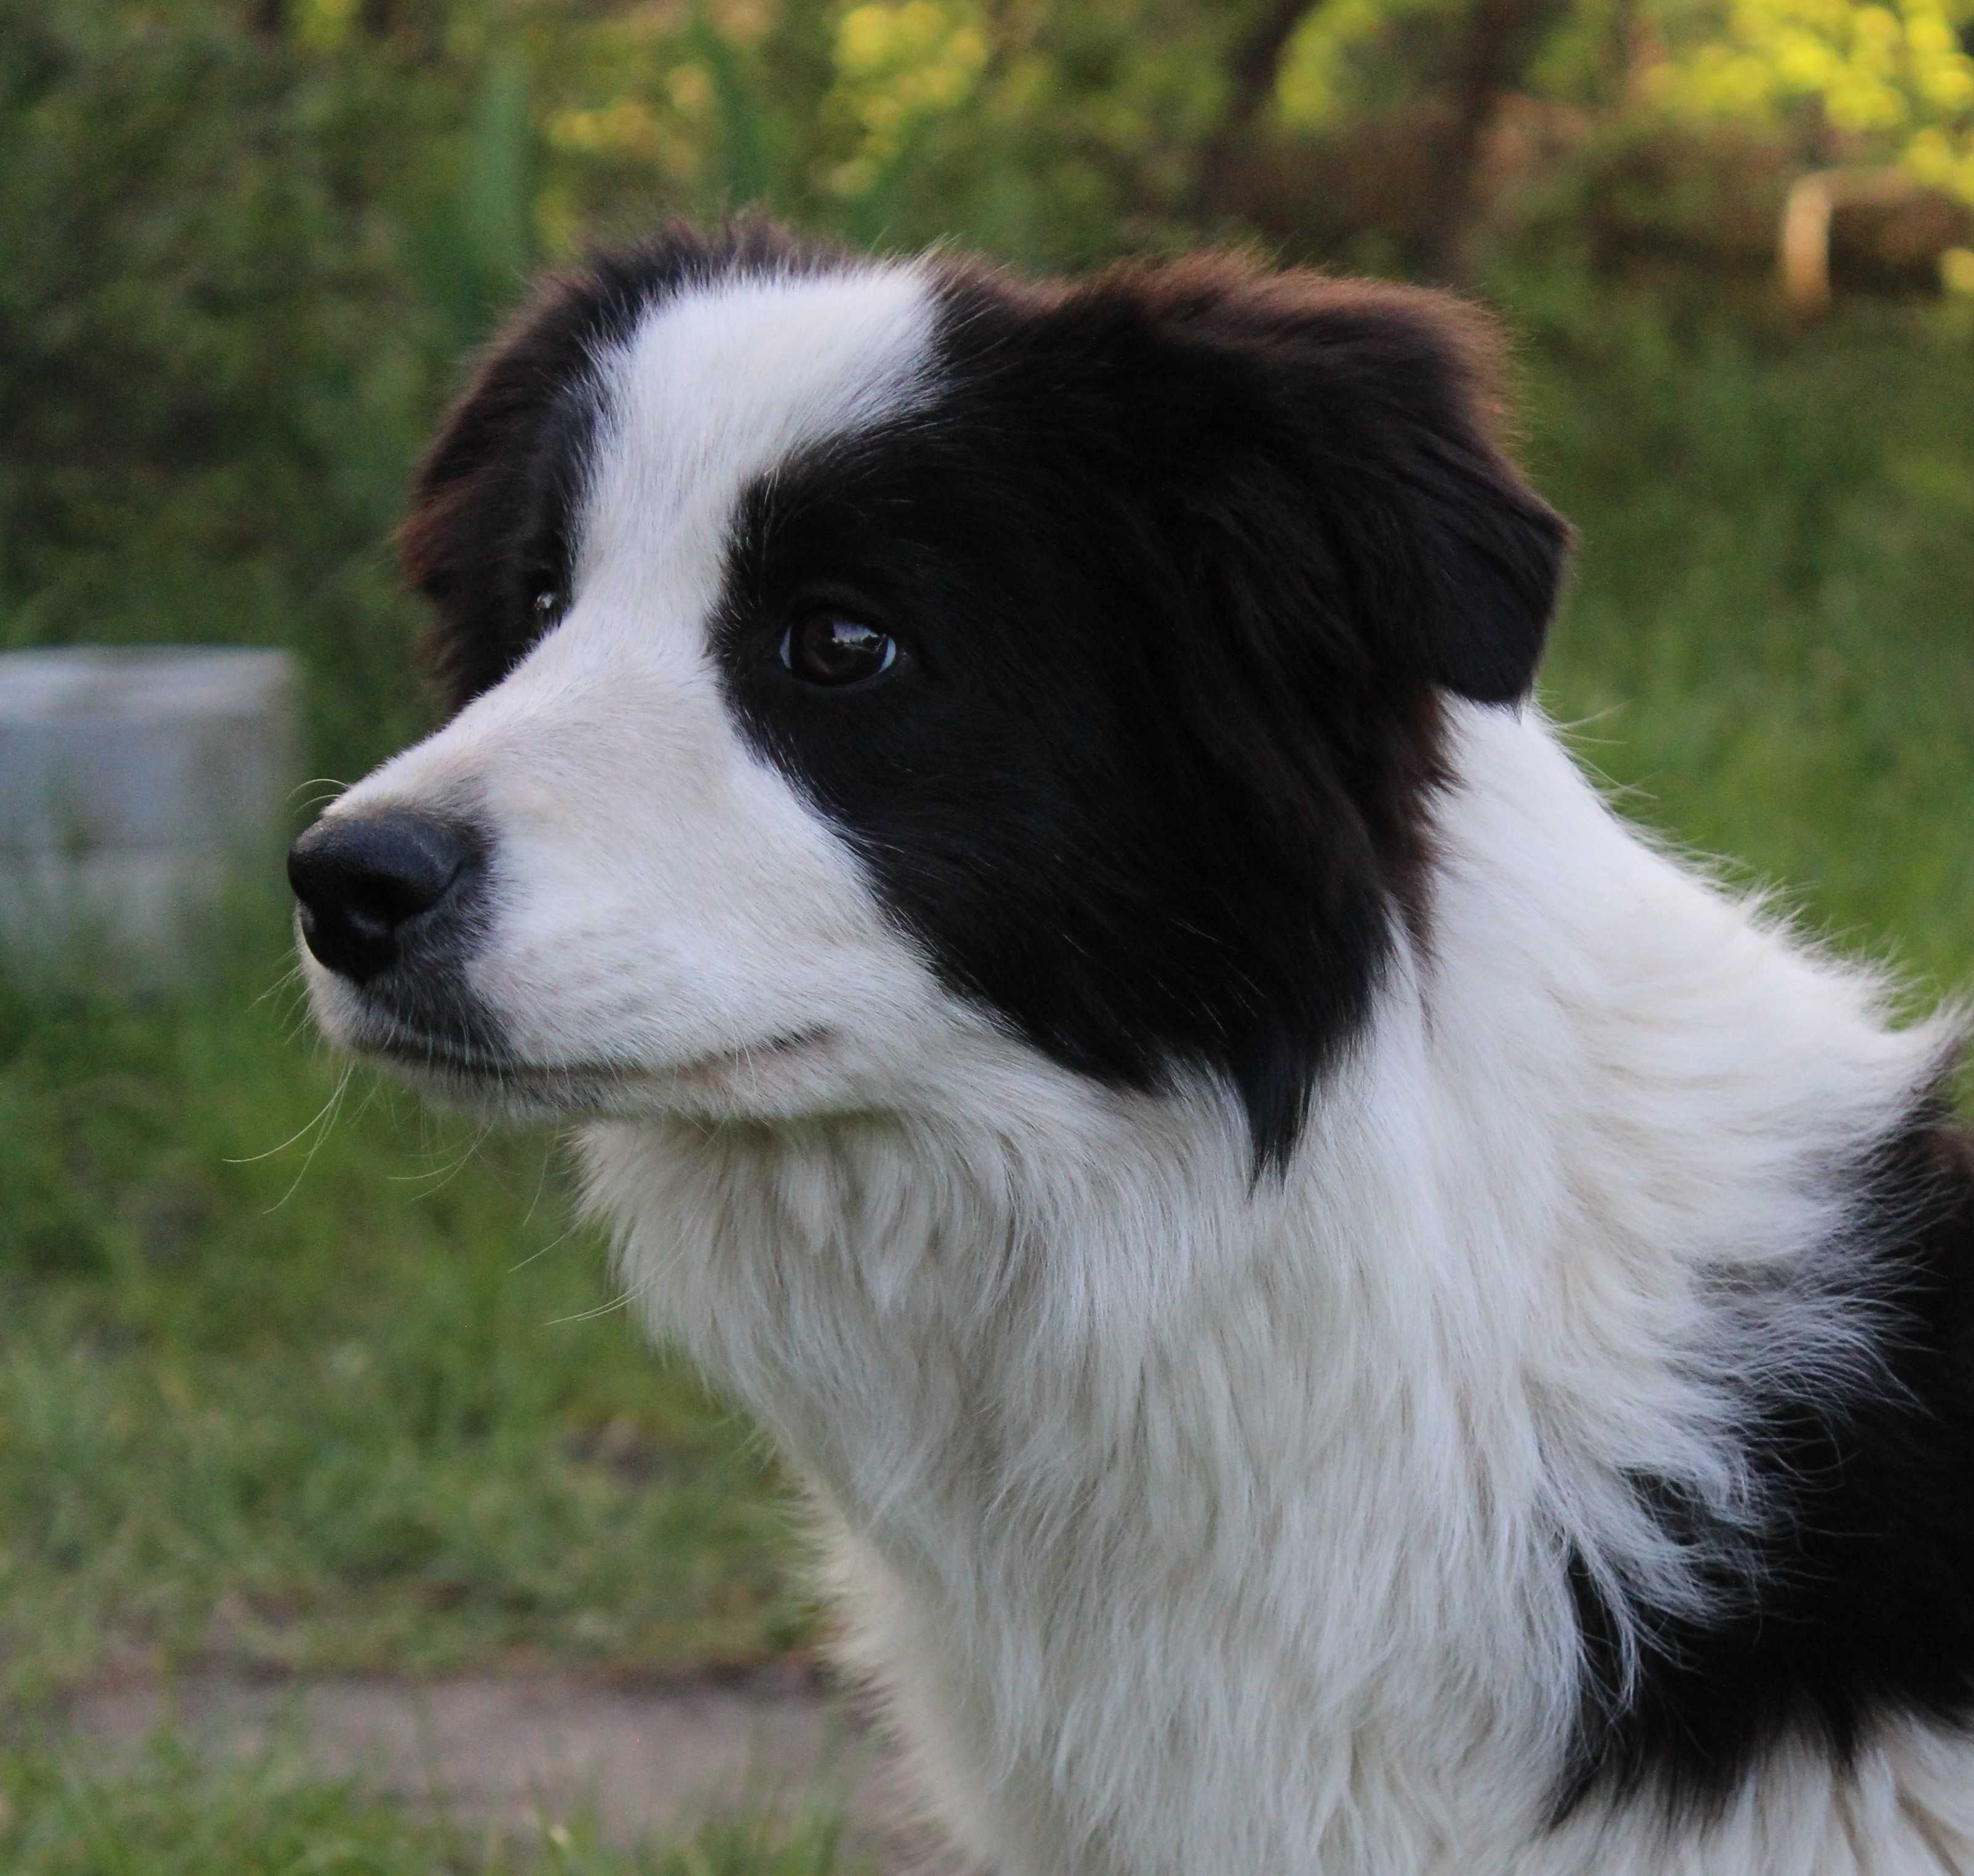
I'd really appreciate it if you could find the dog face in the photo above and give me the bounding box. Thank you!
[291,224,1566,1167]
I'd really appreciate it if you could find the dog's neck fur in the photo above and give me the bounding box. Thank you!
[583,704,1969,1875]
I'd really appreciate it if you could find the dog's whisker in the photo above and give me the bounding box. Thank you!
[226,1066,353,1166]
[252,1065,353,1212]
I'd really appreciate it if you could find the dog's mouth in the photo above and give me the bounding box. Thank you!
[344,1020,831,1111]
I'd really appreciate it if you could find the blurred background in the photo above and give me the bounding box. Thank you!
[2,1,1972,1869]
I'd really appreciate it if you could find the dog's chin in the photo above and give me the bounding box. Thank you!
[349,1050,666,1122]
[317,998,836,1123]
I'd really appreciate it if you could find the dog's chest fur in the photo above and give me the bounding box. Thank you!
[585,709,1974,1876]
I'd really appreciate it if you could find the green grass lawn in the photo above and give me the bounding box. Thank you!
[2,936,839,1863]
[0,1733,865,1875]
[0,933,811,1706]
[1524,293,1974,996]
[2,292,1970,1865]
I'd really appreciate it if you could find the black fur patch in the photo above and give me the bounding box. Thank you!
[1561,1087,1974,1816]
[713,255,1567,1168]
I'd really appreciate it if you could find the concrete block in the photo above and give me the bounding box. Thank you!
[0,647,300,979]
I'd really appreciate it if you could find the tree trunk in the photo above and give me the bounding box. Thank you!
[1192,0,1329,225]
[1412,0,1566,283]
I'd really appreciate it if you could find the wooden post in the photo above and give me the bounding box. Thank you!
[1779,167,1951,320]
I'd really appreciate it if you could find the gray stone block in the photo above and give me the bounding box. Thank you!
[0,646,301,979]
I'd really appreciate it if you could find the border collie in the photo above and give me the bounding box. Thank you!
[290,223,1974,1875]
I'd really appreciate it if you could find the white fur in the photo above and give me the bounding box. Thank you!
[304,269,1974,1874]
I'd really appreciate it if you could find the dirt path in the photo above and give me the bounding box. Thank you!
[67,1666,954,1870]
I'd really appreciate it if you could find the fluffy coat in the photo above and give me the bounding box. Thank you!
[291,225,1974,1874]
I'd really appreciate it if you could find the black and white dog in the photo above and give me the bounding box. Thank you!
[290,224,1974,1874]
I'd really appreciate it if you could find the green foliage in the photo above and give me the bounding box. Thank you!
[419,48,543,355]
[0,0,451,772]
[690,4,780,205]
[7,0,1968,789]
[1278,0,1974,201]
[533,0,1227,268]
[1647,0,1974,197]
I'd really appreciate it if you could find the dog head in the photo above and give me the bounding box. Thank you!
[290,222,1567,1169]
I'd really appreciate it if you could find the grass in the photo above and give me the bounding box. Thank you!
[1,287,1970,1867]
[1521,293,1974,997]
[0,1734,867,1875]
[0,896,811,1709]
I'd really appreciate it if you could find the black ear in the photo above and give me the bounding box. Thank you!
[1113,263,1572,705]
[398,267,628,713]
[1296,282,1571,705]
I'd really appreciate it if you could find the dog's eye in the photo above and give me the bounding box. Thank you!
[532,587,564,621]
[779,613,898,688]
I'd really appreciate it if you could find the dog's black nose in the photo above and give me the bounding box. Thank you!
[288,811,475,984]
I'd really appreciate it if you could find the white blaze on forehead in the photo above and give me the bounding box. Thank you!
[579,265,939,613]
[341,262,941,851]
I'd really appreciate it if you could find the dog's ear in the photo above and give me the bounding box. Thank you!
[398,270,612,715]
[1100,263,1571,705]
